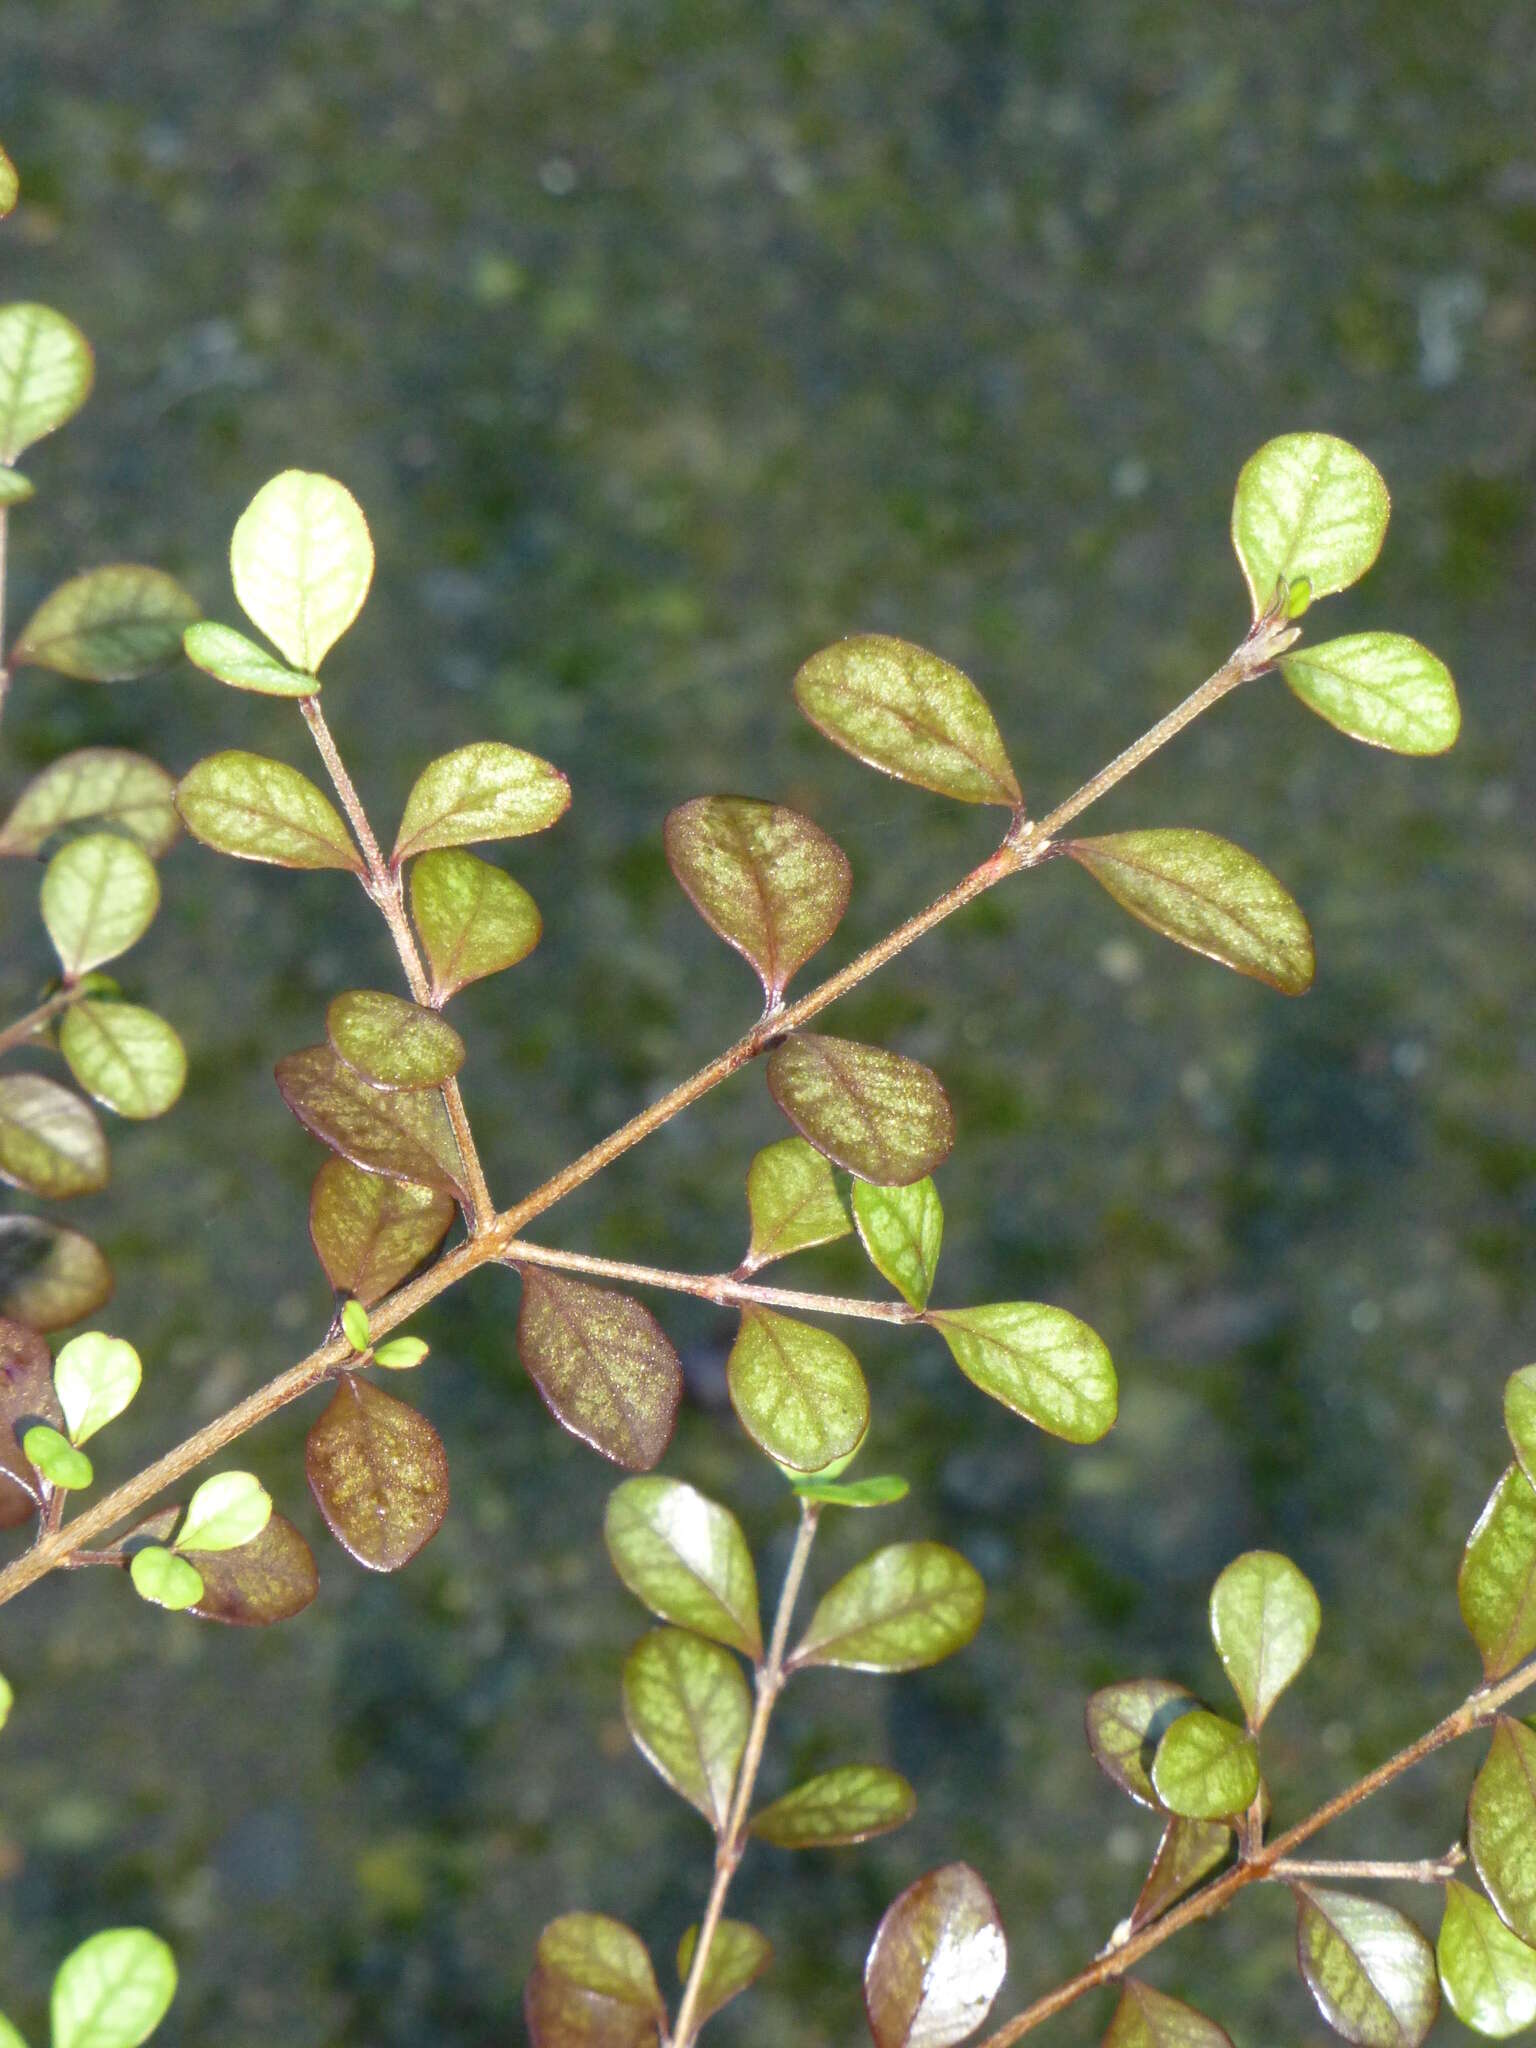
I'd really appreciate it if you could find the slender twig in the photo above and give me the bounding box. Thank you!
[297,696,495,1233]
[502,1239,918,1324]
[1267,1845,1465,1884]
[671,1500,821,2048]
[0,504,10,746]
[0,984,81,1058]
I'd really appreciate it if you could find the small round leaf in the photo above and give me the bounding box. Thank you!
[1438,1880,1536,2038]
[767,1032,954,1186]
[1231,433,1390,617]
[305,1373,449,1572]
[1085,1679,1200,1809]
[54,1331,140,1446]
[604,1475,762,1659]
[674,1921,771,2029]
[392,742,570,862]
[325,988,465,1091]
[1460,1465,1536,1681]
[621,1625,751,1833]
[1150,1711,1260,1822]
[175,1470,272,1554]
[41,832,159,976]
[0,144,16,217]
[229,470,373,674]
[1505,1367,1536,1490]
[407,847,542,1000]
[308,1158,454,1306]
[516,1270,682,1472]
[525,1912,663,2048]
[129,1545,204,1612]
[1280,633,1460,755]
[1470,1719,1536,1943]
[188,1510,319,1628]
[0,1668,11,1730]
[183,620,317,697]
[852,1177,943,1310]
[372,1336,428,1370]
[791,1541,985,1673]
[1103,1980,1234,2048]
[0,1075,108,1198]
[1209,1549,1321,1729]
[0,304,93,462]
[340,1298,372,1352]
[726,1307,869,1474]
[22,1423,92,1491]
[751,1764,916,1848]
[0,749,179,859]
[1295,1883,1439,2048]
[175,752,362,871]
[863,1861,1007,2048]
[741,1136,850,1272]
[0,1218,111,1332]
[1131,1819,1233,1932]
[275,1044,466,1198]
[51,1927,177,2048]
[60,1003,186,1121]
[12,566,199,681]
[929,1302,1117,1444]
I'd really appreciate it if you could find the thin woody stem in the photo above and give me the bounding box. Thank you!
[1267,1846,1465,1883]
[0,984,81,1057]
[297,696,495,1233]
[0,505,9,746]
[502,1238,918,1324]
[671,1499,820,2048]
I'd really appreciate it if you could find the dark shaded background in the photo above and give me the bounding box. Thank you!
[1,2,1533,2041]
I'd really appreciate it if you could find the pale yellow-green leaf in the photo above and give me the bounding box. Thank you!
[41,831,159,975]
[53,1331,140,1446]
[393,742,571,861]
[1280,632,1460,755]
[60,1003,186,1120]
[741,1136,850,1272]
[229,470,373,673]
[175,1470,272,1554]
[0,303,93,462]
[51,1927,177,2048]
[928,1301,1117,1443]
[1208,1549,1321,1729]
[1231,432,1390,617]
[852,1177,943,1309]
[726,1307,869,1474]
[183,620,317,697]
[1438,1880,1536,2038]
[790,1541,985,1673]
[12,566,199,681]
[1294,1883,1439,2048]
[0,749,179,859]
[0,1075,108,1198]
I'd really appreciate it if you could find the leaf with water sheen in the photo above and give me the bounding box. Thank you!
[0,304,93,461]
[621,1626,751,1831]
[852,1177,943,1310]
[1131,1819,1233,1931]
[54,1331,139,1445]
[795,634,1022,808]
[674,1921,771,2027]
[741,1137,850,1272]
[229,470,373,673]
[1102,1980,1234,2048]
[305,1373,449,1571]
[1231,433,1390,617]
[392,742,570,861]
[308,1158,454,1306]
[182,620,316,697]
[604,1475,761,1658]
[51,1927,177,2048]
[929,1301,1117,1443]
[516,1270,682,1471]
[726,1307,869,1474]
[1438,1880,1536,2038]
[0,1075,108,1198]
[525,1913,664,2048]
[792,1541,984,1673]
[1295,1884,1439,2048]
[1150,1711,1259,1822]
[0,749,179,859]
[1067,831,1313,994]
[1470,1719,1536,1943]
[864,1861,1008,2048]
[12,566,199,681]
[275,1044,466,1198]
[1460,1465,1536,1680]
[176,1471,271,1553]
[188,1510,318,1627]
[407,846,542,1000]
[1209,1549,1321,1729]
[129,1545,203,1610]
[23,1423,91,1490]
[767,1033,954,1186]
[792,1473,910,1508]
[1085,1679,1200,1808]
[326,988,465,1091]
[41,832,159,976]
[0,1315,60,1519]
[0,1218,110,1332]
[663,795,851,1001]
[1280,633,1460,755]
[176,752,361,871]
[751,1764,916,1848]
[60,1003,186,1120]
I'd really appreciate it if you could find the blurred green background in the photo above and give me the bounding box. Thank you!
[1,1,1532,2041]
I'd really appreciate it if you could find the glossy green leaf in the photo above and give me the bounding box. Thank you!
[1460,1465,1536,1680]
[1150,1711,1260,1821]
[54,1331,140,1446]
[60,1003,186,1121]
[1280,633,1460,755]
[1438,1880,1536,2037]
[175,1470,272,1553]
[1295,1883,1439,2048]
[1085,1679,1200,1808]
[525,1912,664,2048]
[516,1269,682,1472]
[751,1763,916,1847]
[182,620,316,697]
[1102,1980,1234,2048]
[0,749,179,859]
[0,1668,11,1731]
[1232,433,1390,617]
[306,1373,449,1572]
[407,847,542,1001]
[308,1158,454,1306]
[767,1033,954,1186]
[1209,1549,1321,1729]
[0,1316,59,1524]
[0,1217,111,1332]
[852,1177,943,1310]
[1504,1367,1536,1491]
[674,1921,771,2028]
[0,467,32,506]
[175,752,362,871]
[741,1137,850,1273]
[129,1545,203,1610]
[275,1044,466,1198]
[326,988,465,1090]
[52,1926,177,2048]
[604,1475,762,1658]
[372,1336,428,1369]
[187,1509,318,1627]
[792,1473,910,1508]
[0,304,93,462]
[392,742,570,861]
[929,1301,1117,1443]
[863,1860,1007,2048]
[229,470,373,674]
[1067,830,1313,994]
[0,1075,108,1198]
[23,1424,92,1490]
[0,143,16,217]
[791,1541,984,1673]
[621,1625,751,1832]
[663,795,851,1002]
[11,566,199,681]
[1130,1819,1233,1932]
[340,1298,371,1352]
[795,634,1022,808]
[726,1306,869,1474]
[41,832,159,976]
[1470,1719,1536,1943]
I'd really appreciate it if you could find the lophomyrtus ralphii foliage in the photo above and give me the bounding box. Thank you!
[2,129,1532,2048]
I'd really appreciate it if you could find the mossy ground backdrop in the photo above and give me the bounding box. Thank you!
[1,3,1532,2041]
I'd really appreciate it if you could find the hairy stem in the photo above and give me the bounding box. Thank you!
[672,1499,820,2048]
[503,1238,918,1324]
[297,696,494,1233]
[0,984,81,1057]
